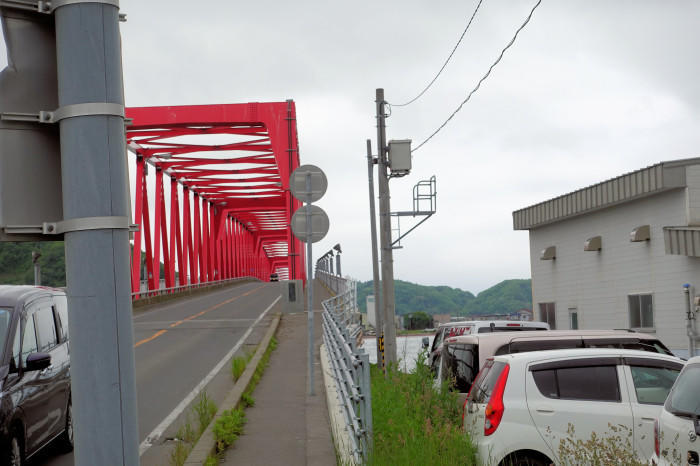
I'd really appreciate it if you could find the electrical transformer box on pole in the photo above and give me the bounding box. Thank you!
[388,139,412,176]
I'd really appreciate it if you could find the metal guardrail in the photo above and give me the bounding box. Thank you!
[317,269,350,296]
[130,276,254,300]
[319,272,372,464]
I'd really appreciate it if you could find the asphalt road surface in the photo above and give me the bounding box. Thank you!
[33,281,281,465]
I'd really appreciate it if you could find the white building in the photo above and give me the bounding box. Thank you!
[513,158,700,356]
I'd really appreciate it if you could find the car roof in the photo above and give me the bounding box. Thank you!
[444,329,659,344]
[685,355,700,365]
[437,320,548,329]
[491,347,684,365]
[0,285,62,309]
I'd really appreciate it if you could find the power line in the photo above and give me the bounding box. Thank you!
[391,0,485,108]
[412,0,543,153]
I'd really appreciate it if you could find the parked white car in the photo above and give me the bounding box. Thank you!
[425,320,549,371]
[463,348,683,466]
[653,355,700,466]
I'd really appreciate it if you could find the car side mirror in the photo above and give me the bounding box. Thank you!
[422,337,429,349]
[25,352,51,372]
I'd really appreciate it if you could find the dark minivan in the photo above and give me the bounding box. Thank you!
[0,286,72,465]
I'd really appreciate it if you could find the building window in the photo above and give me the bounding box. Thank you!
[628,294,653,329]
[539,302,556,329]
[569,308,579,330]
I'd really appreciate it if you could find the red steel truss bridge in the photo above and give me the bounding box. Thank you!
[126,101,305,294]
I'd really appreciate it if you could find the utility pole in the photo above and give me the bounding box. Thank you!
[375,89,397,365]
[32,250,41,286]
[366,139,384,369]
[56,3,139,464]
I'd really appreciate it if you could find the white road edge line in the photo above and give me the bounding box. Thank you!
[138,294,281,456]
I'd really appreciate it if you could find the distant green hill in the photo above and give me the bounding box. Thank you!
[0,242,168,288]
[356,278,532,317]
[0,242,66,287]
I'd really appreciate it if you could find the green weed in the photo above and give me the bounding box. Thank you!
[556,423,649,466]
[213,408,247,452]
[241,392,255,407]
[168,392,217,466]
[367,350,477,465]
[194,391,218,434]
[243,337,277,398]
[203,455,219,466]
[169,441,191,466]
[231,351,252,381]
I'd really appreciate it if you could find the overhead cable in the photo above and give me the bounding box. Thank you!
[391,0,485,108]
[412,0,543,153]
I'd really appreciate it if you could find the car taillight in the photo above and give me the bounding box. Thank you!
[484,364,510,436]
[654,419,660,457]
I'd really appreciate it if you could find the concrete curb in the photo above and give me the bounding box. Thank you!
[184,313,282,464]
[320,343,355,465]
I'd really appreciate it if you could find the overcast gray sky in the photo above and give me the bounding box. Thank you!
[3,0,699,294]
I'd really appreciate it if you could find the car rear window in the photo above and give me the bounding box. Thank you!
[666,364,700,417]
[440,343,478,392]
[446,326,472,337]
[470,360,508,404]
[532,364,621,402]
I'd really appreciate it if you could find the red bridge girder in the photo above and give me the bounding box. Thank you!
[126,101,304,293]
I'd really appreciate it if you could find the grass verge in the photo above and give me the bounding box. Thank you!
[203,336,279,464]
[231,351,253,381]
[368,351,477,465]
[169,391,218,466]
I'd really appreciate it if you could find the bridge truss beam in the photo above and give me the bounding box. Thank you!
[126,101,304,294]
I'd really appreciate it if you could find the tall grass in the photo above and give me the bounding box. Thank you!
[231,351,253,381]
[169,391,218,466]
[368,351,477,465]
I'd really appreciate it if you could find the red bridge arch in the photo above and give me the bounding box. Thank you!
[126,101,305,293]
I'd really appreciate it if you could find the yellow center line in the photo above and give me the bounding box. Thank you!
[134,330,167,348]
[133,284,266,348]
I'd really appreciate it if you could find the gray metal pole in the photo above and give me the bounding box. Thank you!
[306,173,315,395]
[366,139,384,369]
[32,250,41,286]
[685,285,697,358]
[375,89,397,365]
[55,3,140,465]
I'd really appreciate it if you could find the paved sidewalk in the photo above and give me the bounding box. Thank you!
[222,281,336,465]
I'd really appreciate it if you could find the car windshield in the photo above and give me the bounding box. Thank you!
[0,308,10,357]
[666,364,700,418]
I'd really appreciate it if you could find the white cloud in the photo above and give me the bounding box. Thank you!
[2,0,700,294]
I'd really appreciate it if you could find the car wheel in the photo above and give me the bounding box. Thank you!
[501,453,551,466]
[57,400,74,452]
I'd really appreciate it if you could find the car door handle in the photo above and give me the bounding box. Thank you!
[641,417,656,422]
[536,408,554,414]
